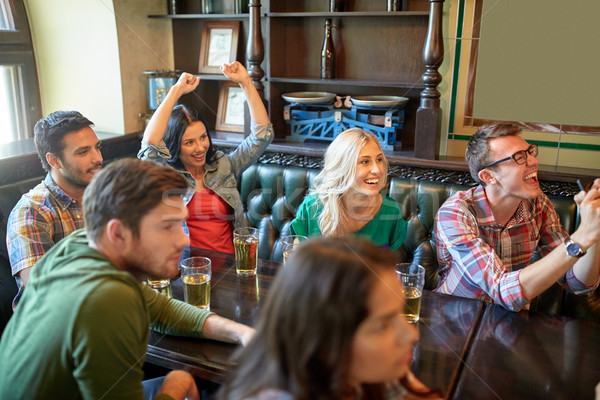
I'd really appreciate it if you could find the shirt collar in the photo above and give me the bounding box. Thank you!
[44,173,77,210]
[473,185,529,228]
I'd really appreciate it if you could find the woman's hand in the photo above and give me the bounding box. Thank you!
[221,61,252,87]
[174,72,200,96]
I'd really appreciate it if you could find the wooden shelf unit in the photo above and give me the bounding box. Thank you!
[152,0,444,154]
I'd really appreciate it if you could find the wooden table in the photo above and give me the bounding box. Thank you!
[146,248,485,398]
[453,304,600,400]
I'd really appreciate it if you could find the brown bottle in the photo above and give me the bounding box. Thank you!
[321,19,335,79]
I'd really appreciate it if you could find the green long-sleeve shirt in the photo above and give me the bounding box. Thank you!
[0,229,212,399]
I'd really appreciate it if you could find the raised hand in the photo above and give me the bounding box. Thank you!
[220,61,251,86]
[174,72,200,96]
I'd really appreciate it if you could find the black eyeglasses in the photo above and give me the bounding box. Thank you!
[480,144,538,171]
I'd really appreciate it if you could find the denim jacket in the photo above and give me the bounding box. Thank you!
[138,121,274,248]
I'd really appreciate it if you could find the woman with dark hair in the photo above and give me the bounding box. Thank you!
[139,62,273,254]
[219,236,441,400]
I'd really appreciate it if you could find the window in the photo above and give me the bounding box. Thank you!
[0,0,41,145]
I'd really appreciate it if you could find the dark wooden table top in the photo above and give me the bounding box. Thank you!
[453,303,600,400]
[146,247,486,397]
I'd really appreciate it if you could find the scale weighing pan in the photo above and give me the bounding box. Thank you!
[282,92,337,104]
[350,95,409,109]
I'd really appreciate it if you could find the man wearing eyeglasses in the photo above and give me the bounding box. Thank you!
[433,123,600,311]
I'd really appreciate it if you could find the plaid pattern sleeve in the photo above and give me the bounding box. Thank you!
[434,187,529,311]
[6,175,84,286]
[433,186,589,310]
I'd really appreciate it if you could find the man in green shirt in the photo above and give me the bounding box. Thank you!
[0,158,253,400]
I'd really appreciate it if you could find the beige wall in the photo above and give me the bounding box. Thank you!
[26,0,173,135]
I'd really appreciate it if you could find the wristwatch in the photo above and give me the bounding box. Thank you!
[564,239,586,258]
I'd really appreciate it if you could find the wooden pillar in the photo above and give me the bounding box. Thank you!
[246,0,264,98]
[414,0,444,160]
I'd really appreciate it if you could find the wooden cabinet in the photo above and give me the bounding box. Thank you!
[150,0,436,150]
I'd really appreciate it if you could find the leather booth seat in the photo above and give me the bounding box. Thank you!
[239,163,596,320]
[0,162,596,334]
[0,177,41,335]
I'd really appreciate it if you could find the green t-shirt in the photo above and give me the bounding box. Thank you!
[290,194,407,250]
[0,229,212,400]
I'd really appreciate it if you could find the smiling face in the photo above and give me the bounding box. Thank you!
[348,268,418,385]
[483,135,541,201]
[352,140,386,196]
[52,126,103,190]
[124,196,190,280]
[179,121,210,172]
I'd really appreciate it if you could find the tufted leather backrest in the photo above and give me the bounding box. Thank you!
[0,177,41,334]
[240,164,471,289]
[240,164,319,262]
[238,164,596,319]
[388,178,469,290]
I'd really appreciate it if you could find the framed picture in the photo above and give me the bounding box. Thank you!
[198,21,240,74]
[216,82,245,133]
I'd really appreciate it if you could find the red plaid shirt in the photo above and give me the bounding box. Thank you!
[433,185,589,311]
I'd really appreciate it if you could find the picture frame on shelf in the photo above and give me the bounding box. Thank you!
[155,88,170,108]
[198,21,240,74]
[216,81,245,133]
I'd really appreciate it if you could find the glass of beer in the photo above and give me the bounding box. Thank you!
[180,257,211,310]
[146,276,172,298]
[395,263,425,323]
[281,235,307,265]
[233,227,259,277]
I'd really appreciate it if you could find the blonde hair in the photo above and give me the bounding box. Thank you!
[311,129,388,236]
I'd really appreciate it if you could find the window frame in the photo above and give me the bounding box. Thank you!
[0,0,41,143]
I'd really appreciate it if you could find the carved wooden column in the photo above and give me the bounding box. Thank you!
[246,0,265,98]
[414,0,444,160]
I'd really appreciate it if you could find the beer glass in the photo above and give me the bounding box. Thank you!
[146,275,172,298]
[395,263,425,323]
[233,227,259,276]
[281,235,307,265]
[180,257,212,310]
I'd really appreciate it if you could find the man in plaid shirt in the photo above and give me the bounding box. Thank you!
[433,123,600,311]
[6,111,103,303]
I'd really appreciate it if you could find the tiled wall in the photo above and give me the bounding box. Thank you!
[438,0,600,170]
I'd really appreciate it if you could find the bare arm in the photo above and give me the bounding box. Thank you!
[157,370,200,400]
[201,314,255,346]
[519,180,600,299]
[220,61,269,125]
[143,72,200,146]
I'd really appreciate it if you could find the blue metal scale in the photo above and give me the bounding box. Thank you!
[283,103,405,150]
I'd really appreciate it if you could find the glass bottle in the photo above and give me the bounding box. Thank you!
[201,0,212,14]
[329,0,344,12]
[321,19,335,79]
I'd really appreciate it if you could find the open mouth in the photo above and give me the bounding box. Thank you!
[365,179,379,186]
[524,171,538,185]
[191,154,205,162]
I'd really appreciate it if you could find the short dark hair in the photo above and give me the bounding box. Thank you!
[82,158,188,242]
[164,104,216,169]
[466,123,522,185]
[34,110,94,172]
[220,236,400,399]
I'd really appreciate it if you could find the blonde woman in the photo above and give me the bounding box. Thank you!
[290,128,407,250]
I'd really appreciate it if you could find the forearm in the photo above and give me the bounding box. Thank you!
[572,243,600,287]
[143,85,187,146]
[18,267,31,287]
[519,244,578,300]
[201,314,254,346]
[239,78,269,125]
